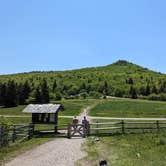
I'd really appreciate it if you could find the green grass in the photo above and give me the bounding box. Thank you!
[0,105,27,116]
[0,99,96,117]
[80,132,166,166]
[58,99,96,116]
[0,99,95,127]
[89,99,166,118]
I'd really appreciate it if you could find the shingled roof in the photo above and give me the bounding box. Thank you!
[22,104,62,113]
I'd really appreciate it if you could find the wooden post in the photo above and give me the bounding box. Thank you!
[12,125,16,142]
[87,123,90,136]
[28,124,34,140]
[96,121,99,136]
[28,125,31,140]
[121,120,125,134]
[54,112,58,133]
[67,124,71,139]
[83,124,86,138]
[156,120,160,131]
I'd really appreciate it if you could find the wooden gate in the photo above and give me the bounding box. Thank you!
[67,124,87,138]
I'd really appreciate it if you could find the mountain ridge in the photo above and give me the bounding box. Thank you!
[0,60,164,76]
[0,60,166,105]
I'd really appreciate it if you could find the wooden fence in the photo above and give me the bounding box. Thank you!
[89,120,166,135]
[0,124,34,148]
[0,124,9,148]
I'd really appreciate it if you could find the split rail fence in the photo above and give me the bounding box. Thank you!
[89,120,166,135]
[0,124,34,148]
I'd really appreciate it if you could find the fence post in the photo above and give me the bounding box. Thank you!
[12,125,16,142]
[0,124,9,148]
[156,120,160,132]
[96,121,99,136]
[121,120,125,134]
[87,122,90,136]
[67,124,71,139]
[28,125,32,140]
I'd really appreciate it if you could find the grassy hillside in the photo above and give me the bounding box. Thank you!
[0,60,166,102]
[89,98,166,118]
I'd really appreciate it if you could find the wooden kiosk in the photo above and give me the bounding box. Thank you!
[22,104,63,133]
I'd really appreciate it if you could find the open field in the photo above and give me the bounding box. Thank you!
[0,99,96,117]
[80,131,166,166]
[89,98,166,118]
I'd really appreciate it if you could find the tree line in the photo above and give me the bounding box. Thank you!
[1,77,166,107]
[0,79,50,107]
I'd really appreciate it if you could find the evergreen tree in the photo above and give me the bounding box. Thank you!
[4,80,18,107]
[23,81,31,99]
[55,92,62,100]
[35,87,42,103]
[17,83,26,105]
[145,84,151,96]
[52,80,57,92]
[139,86,146,96]
[17,81,31,105]
[128,78,134,84]
[103,81,109,95]
[0,83,7,106]
[41,79,50,103]
[151,85,158,94]
[130,86,137,99]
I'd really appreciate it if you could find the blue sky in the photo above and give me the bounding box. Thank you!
[0,0,166,74]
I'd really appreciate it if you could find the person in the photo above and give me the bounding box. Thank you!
[82,116,90,134]
[72,116,79,125]
[99,160,107,166]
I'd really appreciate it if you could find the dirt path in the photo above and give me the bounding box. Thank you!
[5,109,89,166]
[5,138,85,166]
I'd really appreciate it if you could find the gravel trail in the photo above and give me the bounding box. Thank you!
[5,108,89,166]
[5,138,85,166]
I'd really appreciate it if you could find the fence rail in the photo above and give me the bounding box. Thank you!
[0,124,34,148]
[89,120,166,135]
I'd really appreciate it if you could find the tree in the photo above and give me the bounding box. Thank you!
[0,83,7,106]
[80,92,88,99]
[145,84,151,96]
[103,81,109,95]
[139,86,146,96]
[17,81,31,105]
[151,85,158,94]
[23,81,31,99]
[40,79,50,103]
[17,83,26,105]
[52,80,57,92]
[55,92,62,100]
[35,87,42,103]
[114,88,124,97]
[127,78,134,84]
[4,80,18,107]
[130,86,137,99]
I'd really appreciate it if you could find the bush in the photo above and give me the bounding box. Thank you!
[80,92,88,99]
[89,91,101,99]
[158,138,166,146]
[148,93,166,101]
[55,92,62,100]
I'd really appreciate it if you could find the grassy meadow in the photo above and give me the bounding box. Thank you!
[89,98,166,118]
[80,131,166,166]
[0,99,96,123]
[1,98,166,166]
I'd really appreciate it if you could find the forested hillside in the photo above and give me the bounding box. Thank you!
[0,60,166,107]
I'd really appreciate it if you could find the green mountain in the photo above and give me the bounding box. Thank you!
[0,60,166,104]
